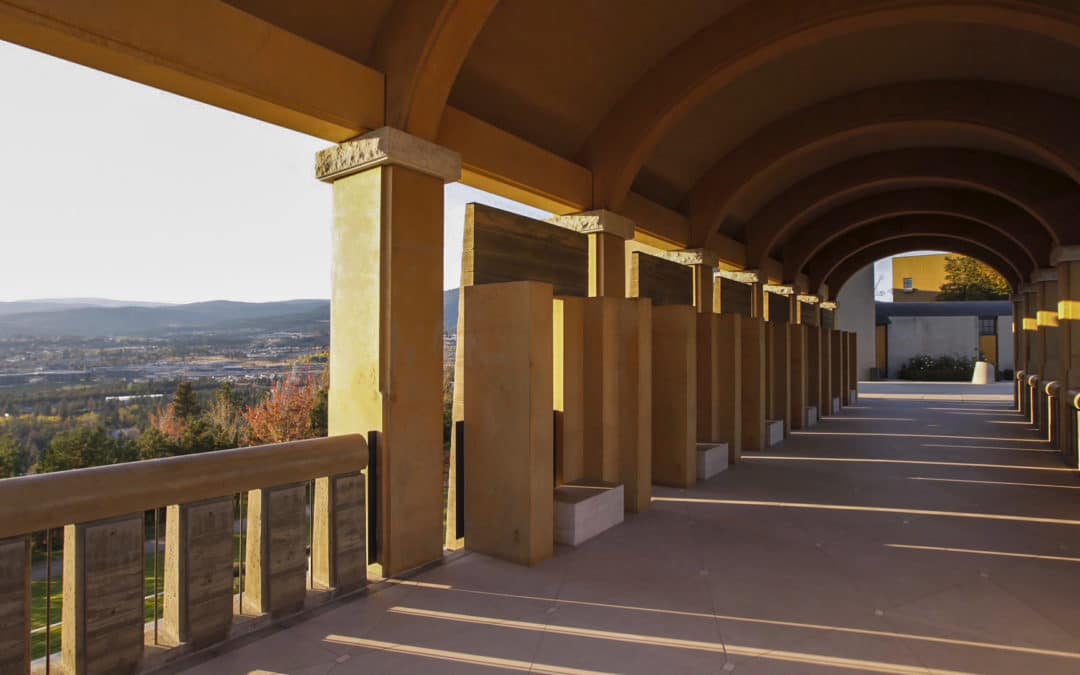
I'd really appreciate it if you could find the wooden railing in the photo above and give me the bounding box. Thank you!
[0,434,368,675]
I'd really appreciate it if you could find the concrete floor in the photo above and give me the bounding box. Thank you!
[180,392,1080,674]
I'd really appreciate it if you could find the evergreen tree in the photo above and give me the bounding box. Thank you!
[937,256,1011,301]
[41,426,134,473]
[0,434,23,478]
[171,381,200,420]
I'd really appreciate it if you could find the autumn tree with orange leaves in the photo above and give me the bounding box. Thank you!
[242,374,327,445]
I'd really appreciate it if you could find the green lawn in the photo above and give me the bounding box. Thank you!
[30,549,165,660]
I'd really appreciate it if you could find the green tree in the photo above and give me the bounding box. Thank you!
[0,434,24,478]
[171,381,200,420]
[937,256,1011,301]
[41,426,134,473]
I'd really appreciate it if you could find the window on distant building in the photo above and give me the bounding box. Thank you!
[979,317,997,336]
[902,277,913,292]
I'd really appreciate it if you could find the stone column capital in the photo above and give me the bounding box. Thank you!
[666,248,719,268]
[716,268,761,284]
[316,126,462,183]
[1031,268,1058,284]
[797,294,821,304]
[819,301,838,311]
[1051,246,1080,266]
[763,284,795,296]
[551,210,635,240]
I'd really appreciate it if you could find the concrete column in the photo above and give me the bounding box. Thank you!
[741,318,768,450]
[1012,294,1026,412]
[618,298,653,512]
[789,324,810,429]
[244,483,307,617]
[830,329,844,413]
[317,127,460,576]
[652,306,697,487]
[554,296,586,485]
[311,473,366,594]
[715,314,743,462]
[63,514,145,675]
[805,326,823,420]
[0,536,29,674]
[1053,247,1080,464]
[1034,269,1061,438]
[846,332,858,404]
[1021,284,1040,420]
[463,281,554,566]
[766,320,791,437]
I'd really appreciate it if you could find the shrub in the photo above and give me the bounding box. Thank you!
[898,354,976,382]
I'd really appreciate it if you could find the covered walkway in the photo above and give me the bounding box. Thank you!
[179,392,1080,675]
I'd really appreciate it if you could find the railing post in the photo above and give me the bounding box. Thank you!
[1028,375,1040,427]
[1045,382,1060,448]
[243,484,306,617]
[311,473,367,594]
[0,535,29,674]
[1016,370,1027,415]
[163,497,234,647]
[62,514,145,675]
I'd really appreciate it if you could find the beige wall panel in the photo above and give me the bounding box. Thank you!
[767,320,791,436]
[696,313,719,442]
[830,330,845,409]
[720,278,753,318]
[805,326,823,413]
[582,297,621,483]
[618,298,653,512]
[0,536,29,674]
[465,204,588,295]
[651,306,697,487]
[244,484,307,617]
[463,282,554,566]
[164,497,234,648]
[554,297,586,485]
[790,324,809,430]
[714,314,743,462]
[741,319,768,451]
[63,514,144,675]
[630,252,693,307]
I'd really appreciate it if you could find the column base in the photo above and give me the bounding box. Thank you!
[696,443,730,480]
[554,481,624,547]
[766,420,785,447]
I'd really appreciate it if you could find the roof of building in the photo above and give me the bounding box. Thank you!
[876,301,1011,325]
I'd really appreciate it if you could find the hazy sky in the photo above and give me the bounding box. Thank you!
[2,39,913,304]
[0,40,548,304]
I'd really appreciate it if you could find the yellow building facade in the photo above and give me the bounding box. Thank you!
[892,254,950,302]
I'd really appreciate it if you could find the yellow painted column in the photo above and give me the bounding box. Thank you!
[789,323,809,430]
[651,305,697,487]
[714,313,743,461]
[1033,269,1060,438]
[805,325,823,422]
[1053,247,1080,465]
[317,127,460,576]
[554,296,586,485]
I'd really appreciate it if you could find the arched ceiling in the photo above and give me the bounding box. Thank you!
[12,0,1080,271]
[783,188,1050,282]
[805,215,1032,292]
[827,239,1021,298]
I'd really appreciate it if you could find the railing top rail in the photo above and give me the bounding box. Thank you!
[0,433,367,538]
[1069,389,1080,410]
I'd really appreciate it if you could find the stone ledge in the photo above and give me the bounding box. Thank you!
[554,481,624,547]
[316,126,461,183]
[551,210,635,240]
[696,443,729,480]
